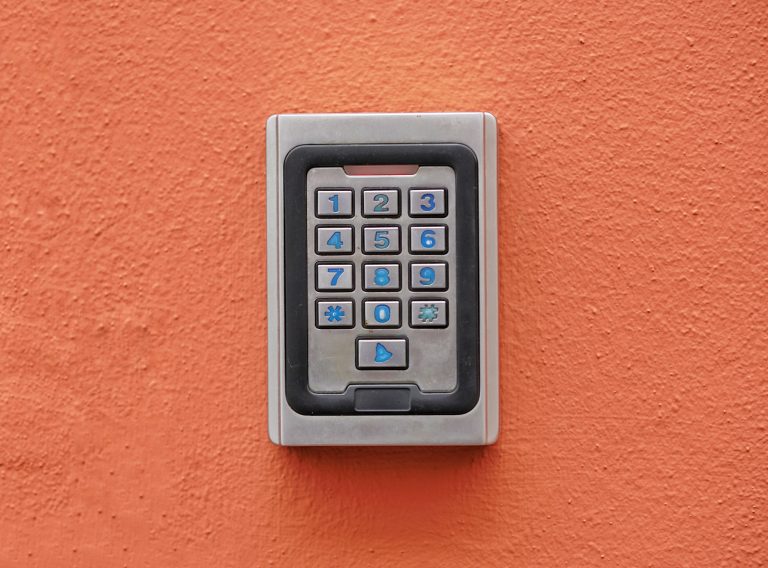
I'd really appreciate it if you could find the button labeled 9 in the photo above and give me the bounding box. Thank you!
[409,262,447,291]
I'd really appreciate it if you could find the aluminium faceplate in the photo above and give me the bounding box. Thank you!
[266,112,499,446]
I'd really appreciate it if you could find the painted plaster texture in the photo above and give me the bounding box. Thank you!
[1,1,766,566]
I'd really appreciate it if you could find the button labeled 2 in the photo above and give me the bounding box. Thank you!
[316,263,354,291]
[362,188,400,217]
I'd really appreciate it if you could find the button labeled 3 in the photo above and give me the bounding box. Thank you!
[409,188,446,217]
[356,338,408,369]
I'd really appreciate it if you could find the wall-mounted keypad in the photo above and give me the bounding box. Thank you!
[306,166,457,393]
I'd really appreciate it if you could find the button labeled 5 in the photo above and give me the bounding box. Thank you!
[362,226,400,254]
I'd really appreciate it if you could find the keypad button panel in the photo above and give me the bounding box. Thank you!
[306,166,456,394]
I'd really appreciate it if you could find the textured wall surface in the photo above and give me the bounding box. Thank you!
[1,1,767,566]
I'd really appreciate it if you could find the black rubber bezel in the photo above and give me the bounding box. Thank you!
[283,144,480,415]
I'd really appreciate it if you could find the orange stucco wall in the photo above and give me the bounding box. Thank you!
[1,1,767,566]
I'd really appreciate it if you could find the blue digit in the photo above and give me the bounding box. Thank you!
[327,231,344,249]
[373,267,390,286]
[419,267,436,286]
[374,304,391,323]
[420,193,436,211]
[329,194,339,213]
[374,230,390,249]
[420,229,436,249]
[373,194,389,212]
[328,267,344,286]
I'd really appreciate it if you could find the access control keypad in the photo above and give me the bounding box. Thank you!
[307,166,457,394]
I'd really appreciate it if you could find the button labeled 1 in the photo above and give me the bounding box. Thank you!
[316,263,354,291]
[356,338,408,369]
[316,189,353,217]
[409,225,447,253]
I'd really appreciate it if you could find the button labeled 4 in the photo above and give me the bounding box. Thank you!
[316,226,354,254]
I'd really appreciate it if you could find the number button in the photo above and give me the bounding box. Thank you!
[410,299,448,328]
[362,188,400,217]
[362,226,401,254]
[362,299,401,328]
[316,189,353,217]
[409,262,448,291]
[409,188,446,217]
[316,226,354,254]
[316,300,354,328]
[363,263,401,291]
[316,263,354,291]
[409,225,447,254]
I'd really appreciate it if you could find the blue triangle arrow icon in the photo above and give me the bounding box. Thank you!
[374,343,393,363]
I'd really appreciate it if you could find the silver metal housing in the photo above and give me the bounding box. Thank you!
[266,112,499,446]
